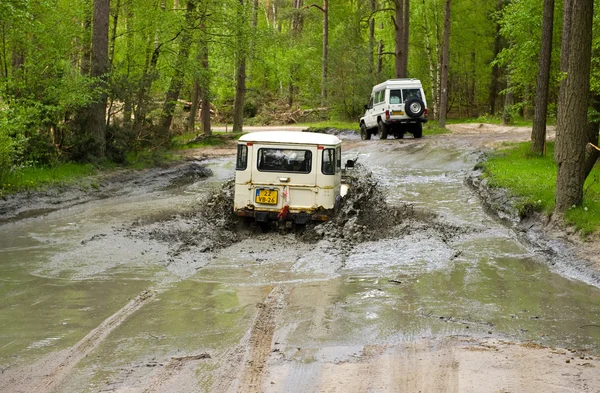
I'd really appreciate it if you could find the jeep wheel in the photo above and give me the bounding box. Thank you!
[360,123,371,140]
[378,120,388,139]
[405,98,425,118]
[412,123,423,138]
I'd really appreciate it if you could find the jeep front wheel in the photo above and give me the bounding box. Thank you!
[378,120,388,139]
[360,123,371,140]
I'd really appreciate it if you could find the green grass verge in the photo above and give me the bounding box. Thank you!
[299,120,360,130]
[481,141,600,235]
[0,163,98,197]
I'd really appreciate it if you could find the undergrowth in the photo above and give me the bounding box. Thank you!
[481,141,600,235]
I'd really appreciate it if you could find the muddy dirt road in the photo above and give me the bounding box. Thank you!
[2,124,600,393]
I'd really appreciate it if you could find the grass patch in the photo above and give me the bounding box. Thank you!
[424,122,450,135]
[481,141,600,235]
[0,163,97,197]
[173,132,242,150]
[299,120,359,130]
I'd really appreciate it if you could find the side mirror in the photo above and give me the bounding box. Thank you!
[345,159,355,169]
[364,104,368,110]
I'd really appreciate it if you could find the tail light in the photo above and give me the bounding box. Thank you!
[385,110,390,120]
[424,108,428,118]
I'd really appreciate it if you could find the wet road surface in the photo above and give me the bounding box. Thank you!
[2,128,600,392]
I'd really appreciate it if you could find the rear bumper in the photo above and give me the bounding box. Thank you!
[235,208,331,224]
[385,118,428,125]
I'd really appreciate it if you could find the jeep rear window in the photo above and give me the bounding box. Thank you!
[257,148,312,173]
[322,148,335,175]
[402,89,422,101]
[390,89,422,102]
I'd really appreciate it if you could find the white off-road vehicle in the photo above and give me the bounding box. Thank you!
[359,79,428,140]
[234,131,353,225]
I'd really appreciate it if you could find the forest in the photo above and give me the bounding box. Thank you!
[1,0,599,206]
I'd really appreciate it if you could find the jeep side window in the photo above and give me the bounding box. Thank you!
[322,148,335,175]
[368,96,374,108]
[236,144,248,170]
[389,90,401,104]
[377,90,385,103]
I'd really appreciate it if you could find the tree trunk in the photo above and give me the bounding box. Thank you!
[158,0,196,140]
[489,0,504,115]
[122,2,134,130]
[554,0,594,214]
[422,0,438,119]
[438,0,451,128]
[87,0,110,160]
[393,0,405,78]
[555,0,573,145]
[233,0,248,133]
[531,0,554,155]
[321,0,328,103]
[199,28,212,136]
[369,0,376,78]
[401,0,410,76]
[81,0,92,76]
[503,77,513,125]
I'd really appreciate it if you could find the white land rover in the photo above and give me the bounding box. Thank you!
[359,79,428,140]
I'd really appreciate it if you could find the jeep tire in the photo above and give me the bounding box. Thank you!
[412,123,423,138]
[360,123,371,140]
[405,98,425,118]
[378,119,388,139]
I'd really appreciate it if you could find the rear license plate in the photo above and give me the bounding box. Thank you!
[255,189,278,205]
[391,110,404,115]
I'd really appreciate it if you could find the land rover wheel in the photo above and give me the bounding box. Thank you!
[378,120,388,139]
[405,98,425,118]
[412,123,423,138]
[360,123,371,140]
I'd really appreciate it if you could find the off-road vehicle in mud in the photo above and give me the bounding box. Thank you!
[234,131,351,225]
[359,79,428,140]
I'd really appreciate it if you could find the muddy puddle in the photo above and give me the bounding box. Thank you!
[2,137,600,392]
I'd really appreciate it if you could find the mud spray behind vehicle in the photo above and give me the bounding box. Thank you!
[233,131,353,226]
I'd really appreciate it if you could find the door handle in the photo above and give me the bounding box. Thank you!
[279,177,290,183]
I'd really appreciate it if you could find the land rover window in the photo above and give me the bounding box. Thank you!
[375,90,384,104]
[322,148,335,175]
[257,148,312,173]
[402,89,422,101]
[236,144,248,170]
[389,90,402,104]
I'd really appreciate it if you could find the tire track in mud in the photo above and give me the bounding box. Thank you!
[0,289,156,393]
[236,286,286,393]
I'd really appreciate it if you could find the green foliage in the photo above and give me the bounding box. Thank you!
[481,142,600,234]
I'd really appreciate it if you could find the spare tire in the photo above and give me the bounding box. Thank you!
[405,98,425,118]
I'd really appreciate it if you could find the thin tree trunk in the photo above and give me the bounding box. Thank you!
[393,0,405,78]
[369,0,376,78]
[199,25,211,136]
[554,0,594,214]
[401,0,409,76]
[438,0,451,128]
[81,0,92,76]
[531,0,554,155]
[87,0,110,160]
[109,0,119,67]
[422,0,438,119]
[322,0,328,103]
[503,76,513,124]
[123,2,134,130]
[233,0,248,132]
[158,0,196,139]
[489,0,504,115]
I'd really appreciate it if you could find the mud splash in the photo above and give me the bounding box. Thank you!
[124,164,472,263]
